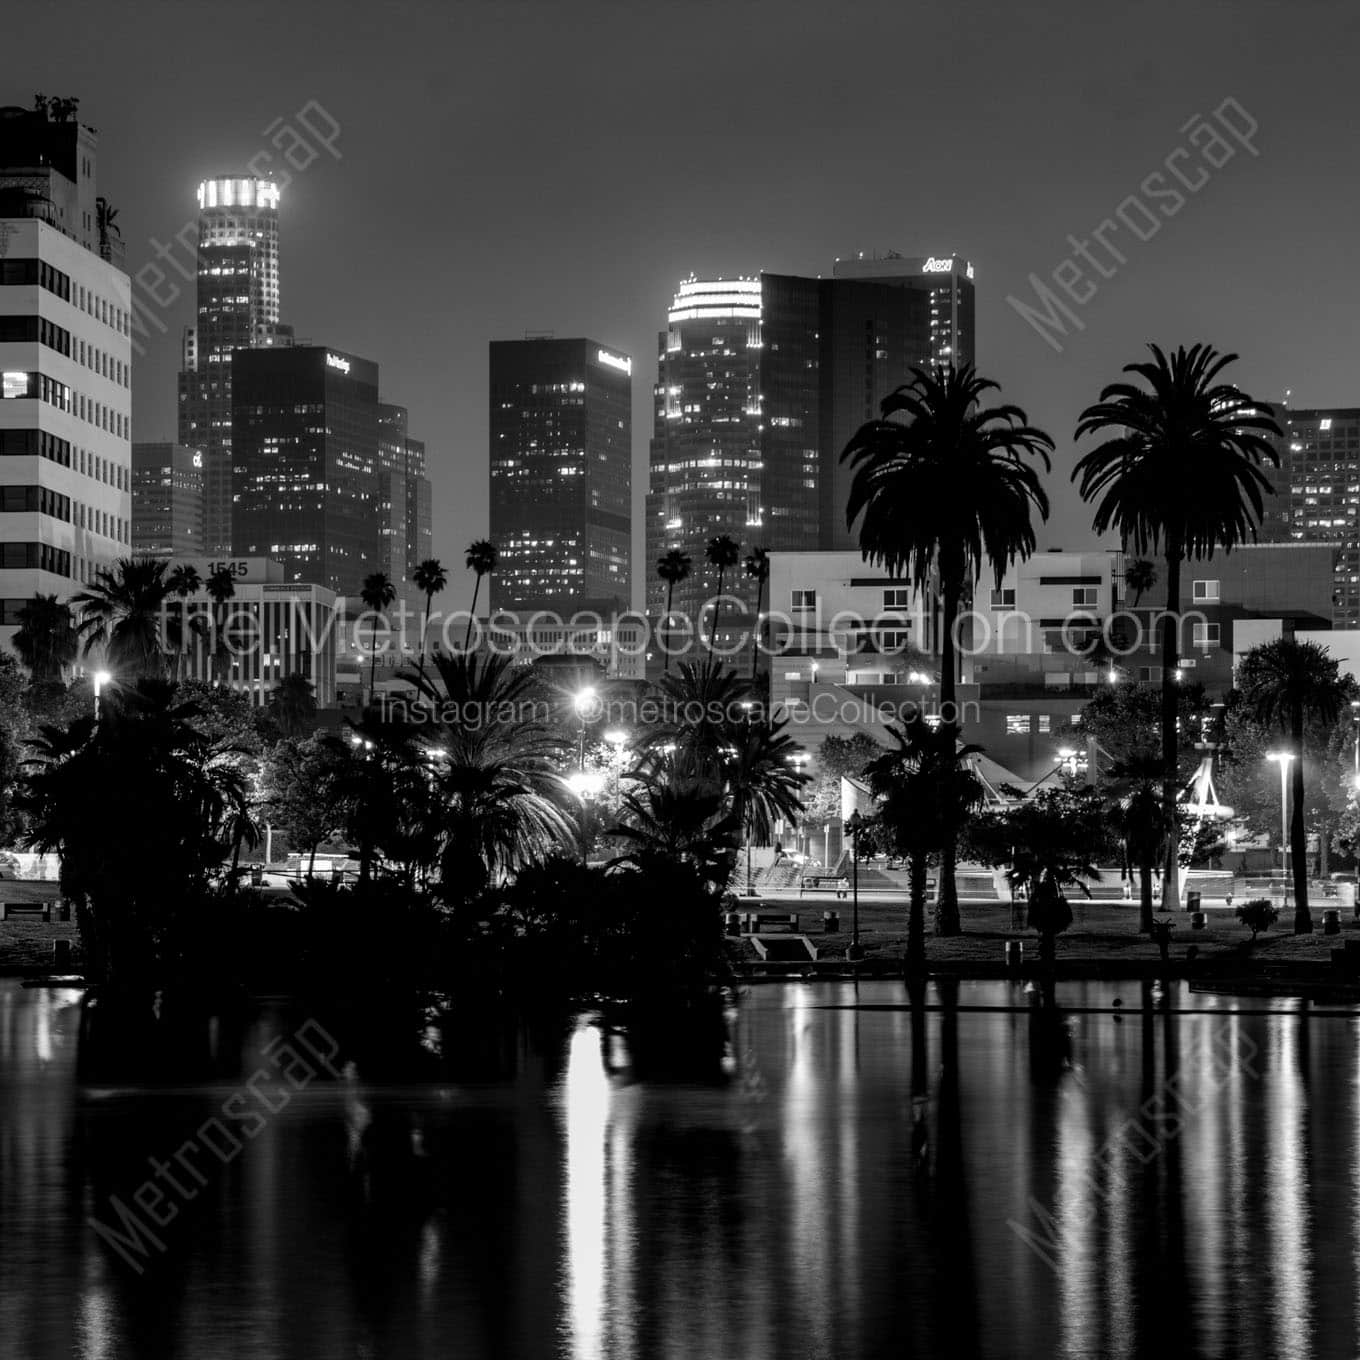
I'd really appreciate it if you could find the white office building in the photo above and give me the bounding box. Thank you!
[1,102,132,657]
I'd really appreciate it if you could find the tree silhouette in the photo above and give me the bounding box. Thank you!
[1074,343,1281,911]
[844,362,1052,933]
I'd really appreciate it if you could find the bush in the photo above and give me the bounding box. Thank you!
[1235,897,1279,942]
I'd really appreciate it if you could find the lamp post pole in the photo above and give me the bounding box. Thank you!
[845,811,865,959]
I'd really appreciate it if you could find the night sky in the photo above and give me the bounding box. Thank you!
[9,0,1358,605]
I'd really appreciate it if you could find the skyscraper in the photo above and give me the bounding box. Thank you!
[1262,406,1359,625]
[231,345,379,596]
[377,401,434,586]
[177,176,291,554]
[489,338,631,611]
[0,100,132,651]
[132,441,205,557]
[646,255,976,613]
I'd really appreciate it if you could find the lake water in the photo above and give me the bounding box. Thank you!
[1,977,1357,1359]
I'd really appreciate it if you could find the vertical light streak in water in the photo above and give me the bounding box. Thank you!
[1054,1056,1096,1360]
[1185,1014,1229,1359]
[1266,1014,1312,1359]
[1354,1018,1360,1353]
[836,984,860,1347]
[783,984,831,1357]
[561,1019,610,1360]
[1092,1017,1133,1360]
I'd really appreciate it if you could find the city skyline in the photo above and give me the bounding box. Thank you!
[7,0,1357,606]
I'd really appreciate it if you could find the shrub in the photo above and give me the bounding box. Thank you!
[1235,897,1279,942]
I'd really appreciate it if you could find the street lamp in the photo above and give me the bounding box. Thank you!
[845,810,867,959]
[93,669,111,722]
[573,685,598,771]
[568,768,606,864]
[1267,751,1294,877]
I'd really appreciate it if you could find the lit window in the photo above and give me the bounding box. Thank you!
[1006,714,1031,734]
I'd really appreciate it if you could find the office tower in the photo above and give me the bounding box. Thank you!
[404,434,432,573]
[489,338,631,611]
[231,345,379,596]
[646,255,976,613]
[646,280,763,618]
[1261,406,1360,625]
[0,100,132,650]
[377,403,411,586]
[177,175,291,555]
[132,441,205,557]
[375,402,434,586]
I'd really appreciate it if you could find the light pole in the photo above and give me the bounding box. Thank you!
[573,685,598,772]
[787,751,810,858]
[845,810,866,959]
[1267,751,1294,878]
[1351,699,1360,777]
[603,728,628,798]
[93,669,111,723]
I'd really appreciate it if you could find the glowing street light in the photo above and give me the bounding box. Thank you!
[93,669,112,722]
[1266,751,1295,876]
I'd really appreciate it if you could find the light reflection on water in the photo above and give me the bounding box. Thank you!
[2,979,1360,1358]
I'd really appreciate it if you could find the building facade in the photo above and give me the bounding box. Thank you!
[177,176,290,554]
[1,103,132,653]
[1261,406,1360,625]
[376,402,434,588]
[489,338,631,611]
[132,441,205,557]
[171,555,338,706]
[647,256,977,615]
[231,345,379,597]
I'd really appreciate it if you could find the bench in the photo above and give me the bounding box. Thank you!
[0,902,52,923]
[749,912,800,934]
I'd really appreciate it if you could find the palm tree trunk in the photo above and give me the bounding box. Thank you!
[709,570,724,651]
[1139,861,1154,935]
[369,639,378,706]
[936,574,961,936]
[308,843,317,879]
[415,590,432,689]
[906,850,927,975]
[1291,711,1311,933]
[1159,550,1182,911]
[663,582,675,673]
[465,574,482,651]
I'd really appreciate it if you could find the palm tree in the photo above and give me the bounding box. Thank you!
[843,362,1053,934]
[704,534,741,651]
[640,658,753,783]
[1124,558,1157,608]
[464,539,497,650]
[360,572,397,704]
[1073,344,1281,911]
[743,546,770,682]
[656,548,692,673]
[863,715,986,973]
[269,672,318,737]
[72,556,174,677]
[95,197,120,263]
[165,563,202,680]
[611,773,742,892]
[12,594,76,684]
[406,650,577,902]
[204,565,237,685]
[411,557,448,687]
[1237,638,1348,933]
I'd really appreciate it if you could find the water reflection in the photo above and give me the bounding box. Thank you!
[5,980,1360,1357]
